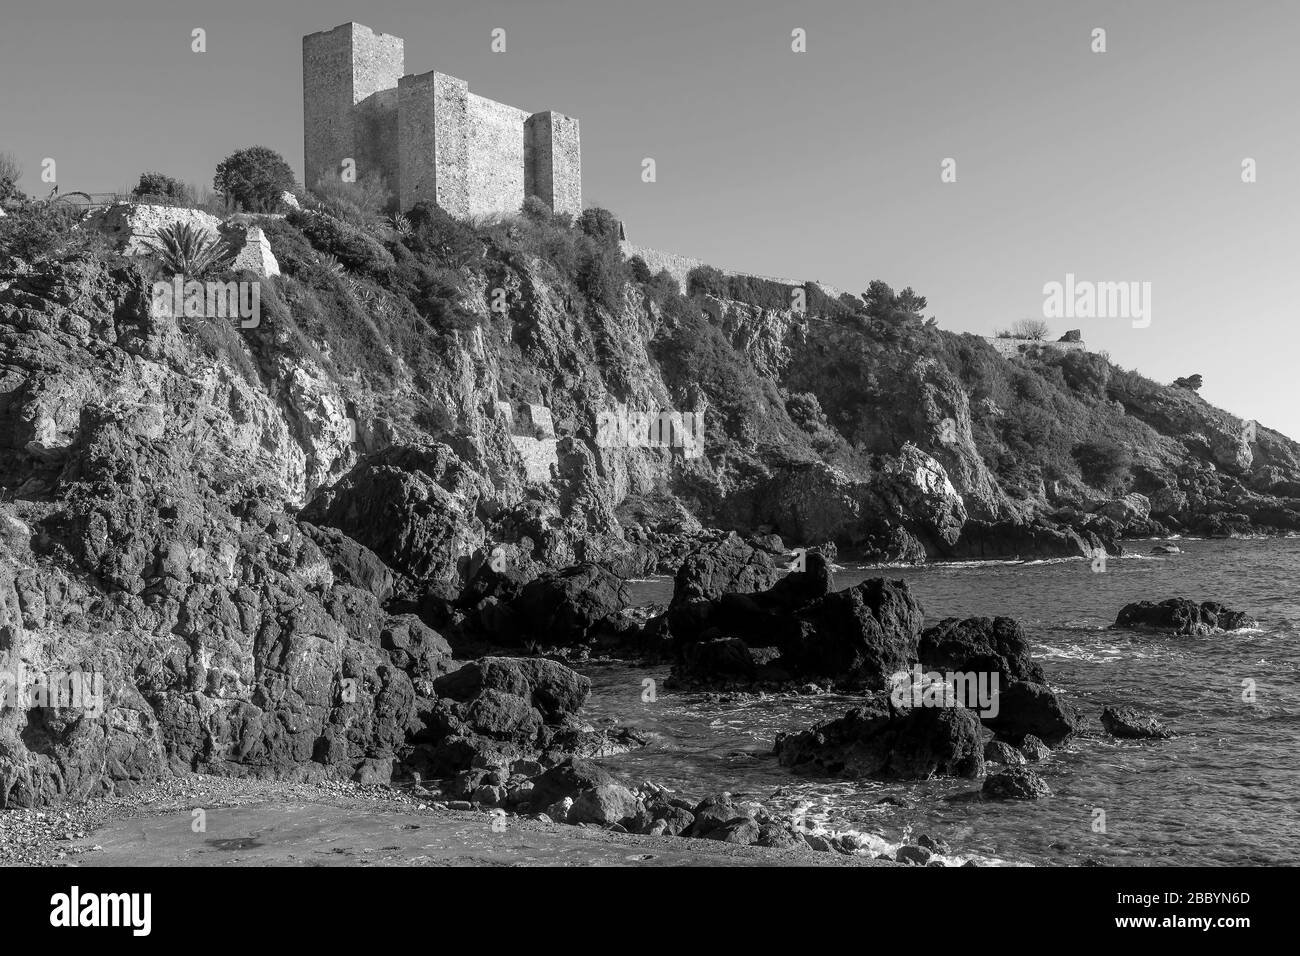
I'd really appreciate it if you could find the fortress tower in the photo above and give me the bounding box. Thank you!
[303,22,581,218]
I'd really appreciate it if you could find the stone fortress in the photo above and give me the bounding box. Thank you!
[303,22,581,218]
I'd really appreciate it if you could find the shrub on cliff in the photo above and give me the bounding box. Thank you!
[1073,438,1133,493]
[576,207,623,245]
[627,254,652,283]
[213,146,297,213]
[407,201,484,270]
[0,202,107,266]
[687,264,728,298]
[288,208,395,277]
[309,171,393,224]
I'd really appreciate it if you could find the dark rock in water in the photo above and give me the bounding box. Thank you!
[1150,545,1181,554]
[667,535,781,638]
[1019,735,1051,762]
[431,657,589,722]
[983,766,1051,800]
[781,577,924,687]
[918,616,1046,684]
[679,636,756,682]
[946,518,1115,561]
[1101,705,1173,739]
[774,696,985,780]
[984,740,1027,765]
[984,680,1078,746]
[896,845,932,865]
[667,543,925,690]
[1113,598,1257,635]
[917,833,950,854]
[495,563,631,648]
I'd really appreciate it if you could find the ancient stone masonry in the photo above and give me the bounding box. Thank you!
[304,22,582,219]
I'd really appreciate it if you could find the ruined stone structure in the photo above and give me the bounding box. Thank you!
[303,22,581,219]
[983,333,1087,358]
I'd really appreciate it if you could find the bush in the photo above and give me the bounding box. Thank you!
[576,207,622,245]
[131,172,195,206]
[627,254,652,283]
[686,264,727,298]
[645,269,680,300]
[255,218,318,278]
[213,146,297,213]
[288,209,395,276]
[407,201,483,270]
[577,242,627,312]
[0,202,105,265]
[1073,438,1133,492]
[309,171,392,224]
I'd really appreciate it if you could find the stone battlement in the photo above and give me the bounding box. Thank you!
[304,22,581,219]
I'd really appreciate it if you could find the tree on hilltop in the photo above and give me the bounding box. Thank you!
[1010,318,1051,341]
[213,146,297,213]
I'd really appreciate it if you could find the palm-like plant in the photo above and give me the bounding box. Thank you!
[145,222,236,278]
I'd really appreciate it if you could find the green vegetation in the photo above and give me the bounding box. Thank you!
[213,146,297,213]
[144,222,236,278]
[131,172,196,206]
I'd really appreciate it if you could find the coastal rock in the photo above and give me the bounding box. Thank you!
[1113,599,1257,636]
[1101,705,1173,740]
[984,680,1077,746]
[665,535,781,640]
[499,563,631,647]
[300,444,488,584]
[774,696,985,781]
[1019,735,1051,762]
[984,740,1027,765]
[411,658,591,775]
[982,766,1051,800]
[1095,493,1151,528]
[917,616,1046,684]
[668,550,925,690]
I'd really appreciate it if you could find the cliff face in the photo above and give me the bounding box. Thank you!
[3,209,1300,803]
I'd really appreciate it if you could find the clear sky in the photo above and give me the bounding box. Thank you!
[3,0,1297,438]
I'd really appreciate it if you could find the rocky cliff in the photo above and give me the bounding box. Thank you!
[2,202,1299,804]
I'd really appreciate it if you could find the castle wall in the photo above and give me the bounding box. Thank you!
[302,23,403,192]
[355,87,401,200]
[466,94,529,219]
[398,72,464,216]
[526,112,582,218]
[306,22,580,219]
